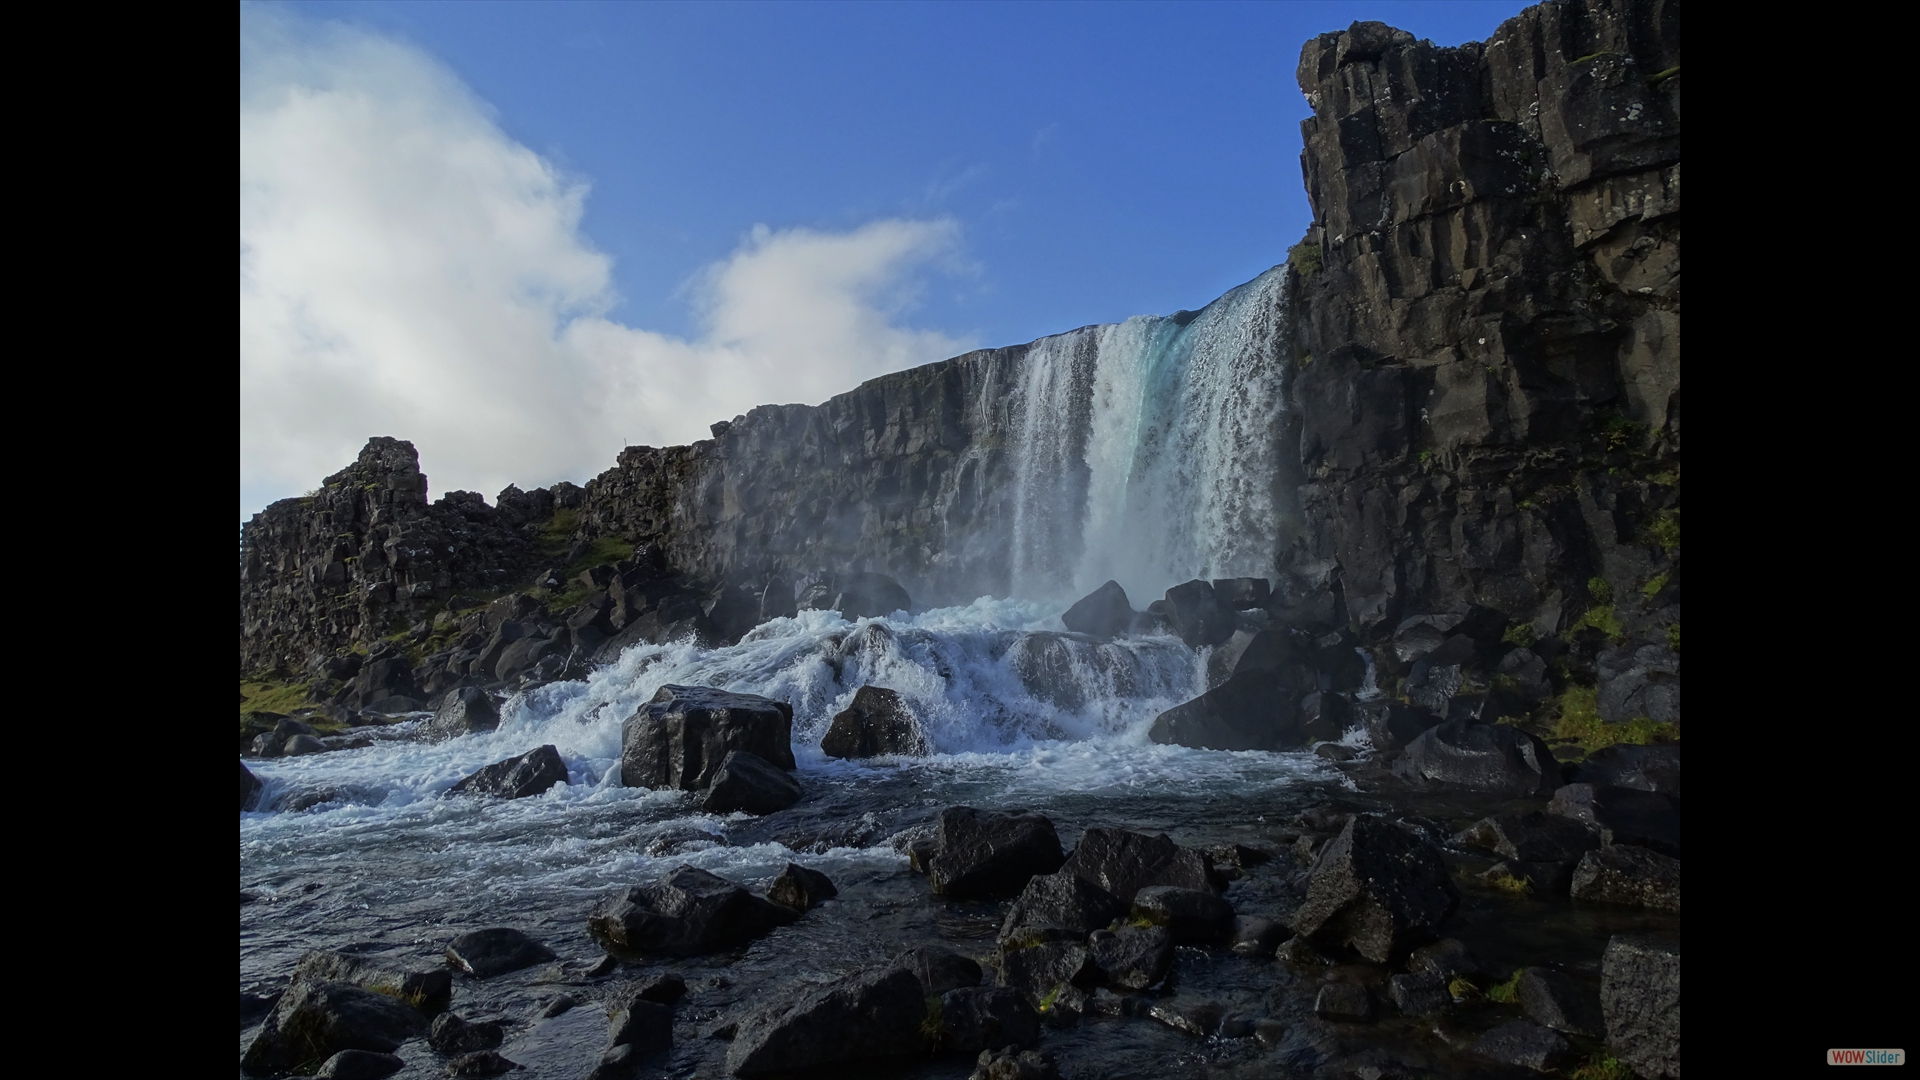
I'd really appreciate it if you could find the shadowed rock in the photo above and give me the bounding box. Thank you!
[999,871,1125,947]
[1148,668,1305,751]
[448,744,569,800]
[1549,783,1681,855]
[766,863,837,911]
[446,928,557,978]
[1571,743,1681,796]
[725,966,927,1075]
[894,945,983,996]
[821,685,929,758]
[241,760,263,811]
[926,807,1066,900]
[1571,845,1680,912]
[1061,580,1135,638]
[295,947,452,1015]
[430,686,500,739]
[939,986,1042,1055]
[587,865,798,957]
[1290,815,1457,963]
[314,1050,404,1080]
[999,941,1096,1009]
[430,1012,506,1054]
[1457,810,1599,864]
[1131,886,1234,945]
[832,572,912,618]
[1395,721,1560,796]
[622,685,795,791]
[241,978,429,1076]
[701,750,802,815]
[1060,828,1218,903]
[1086,925,1173,990]
[1474,1020,1571,1071]
[1517,967,1604,1037]
[1603,933,1681,1079]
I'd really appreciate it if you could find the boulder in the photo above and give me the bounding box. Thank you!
[294,947,453,1014]
[894,945,983,996]
[587,865,799,957]
[1086,925,1173,990]
[1061,580,1136,638]
[1211,577,1271,610]
[1395,721,1559,797]
[283,733,326,756]
[999,941,1095,1009]
[701,750,803,815]
[1456,811,1599,864]
[607,991,673,1056]
[1391,613,1464,663]
[1060,828,1217,903]
[969,1048,1060,1080]
[1570,743,1682,797]
[1130,886,1234,945]
[1596,642,1681,723]
[1314,982,1373,1022]
[446,928,557,978]
[925,807,1066,900]
[1548,783,1681,855]
[1517,967,1604,1037]
[241,760,264,811]
[725,966,927,1075]
[766,863,837,911]
[820,686,929,758]
[314,1050,404,1080]
[621,685,795,791]
[1290,815,1457,963]
[430,687,500,739]
[1228,916,1286,956]
[448,745,569,800]
[1299,691,1352,742]
[938,986,1042,1055]
[1163,579,1235,648]
[832,572,912,619]
[1407,938,1482,981]
[1571,846,1681,912]
[430,1012,506,1054]
[253,717,319,757]
[241,978,429,1076]
[998,871,1125,947]
[1147,668,1304,751]
[1496,647,1554,703]
[1603,934,1681,1079]
[623,972,688,1006]
[1362,701,1441,755]
[1473,1020,1572,1072]
[1389,972,1449,1016]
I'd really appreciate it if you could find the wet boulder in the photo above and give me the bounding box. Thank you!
[448,744,569,800]
[1314,983,1373,1022]
[446,928,557,978]
[820,685,929,758]
[1147,668,1304,751]
[1570,743,1682,797]
[766,863,837,911]
[999,941,1096,1009]
[1570,846,1681,912]
[241,978,429,1076]
[938,986,1042,1055]
[1061,580,1135,638]
[1130,886,1234,945]
[1602,934,1681,1079]
[253,717,319,757]
[725,965,928,1075]
[1211,577,1270,610]
[606,989,673,1057]
[701,750,802,815]
[894,945,983,996]
[295,947,452,1014]
[1163,579,1235,648]
[1060,827,1218,903]
[998,871,1125,947]
[832,572,912,619]
[1086,925,1173,990]
[430,1012,506,1054]
[1389,972,1450,1016]
[1456,811,1599,864]
[430,687,500,739]
[314,1050,404,1080]
[621,685,795,791]
[284,733,326,756]
[241,760,263,811]
[1517,967,1604,1037]
[1395,721,1560,797]
[1228,916,1286,956]
[1596,642,1681,723]
[1391,613,1465,663]
[587,865,798,957]
[1548,783,1681,855]
[1299,691,1352,742]
[925,807,1066,900]
[1290,815,1458,963]
[1473,1020,1572,1071]
[1407,938,1482,981]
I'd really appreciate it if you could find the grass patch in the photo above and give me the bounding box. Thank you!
[1570,603,1622,641]
[919,995,946,1042]
[241,680,313,716]
[1288,239,1323,281]
[1486,969,1524,1004]
[1553,685,1679,754]
[1485,869,1532,895]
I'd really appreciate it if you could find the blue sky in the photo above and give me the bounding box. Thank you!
[241,1,1531,517]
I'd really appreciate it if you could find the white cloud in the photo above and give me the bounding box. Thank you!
[240,10,974,520]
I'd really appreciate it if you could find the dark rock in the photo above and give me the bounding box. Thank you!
[1473,1020,1572,1072]
[1391,613,1464,663]
[1274,937,1330,966]
[283,733,327,756]
[1149,666,1304,751]
[998,871,1125,947]
[926,807,1066,900]
[621,685,795,791]
[766,863,837,911]
[1548,783,1680,854]
[430,687,500,739]
[1229,915,1286,956]
[586,1043,641,1080]
[1362,702,1441,755]
[1457,811,1599,864]
[1407,938,1482,981]
[254,717,319,757]
[820,685,929,758]
[241,978,429,1076]
[1299,691,1352,742]
[430,1012,506,1054]
[1163,579,1234,648]
[1061,827,1218,903]
[1389,972,1449,1016]
[1395,721,1560,797]
[446,928,556,979]
[725,965,927,1075]
[1211,577,1271,610]
[448,745,569,800]
[295,947,453,1015]
[1571,846,1680,912]
[585,954,619,978]
[1596,643,1680,723]
[832,572,912,618]
[1130,885,1234,945]
[1517,967,1604,1037]
[999,941,1095,1009]
[314,1050,404,1080]
[895,945,983,996]
[532,993,575,1019]
[1315,742,1357,762]
[938,986,1042,1055]
[607,993,673,1054]
[701,750,803,815]
[1290,815,1457,963]
[1061,580,1135,638]
[1314,982,1373,1022]
[908,836,936,873]
[1603,934,1681,1079]
[241,760,264,811]
[1570,743,1682,797]
[1148,998,1224,1037]
[1086,924,1173,990]
[587,865,798,956]
[969,1048,1059,1080]
[446,1050,519,1077]
[625,972,688,1006]
[1497,648,1553,703]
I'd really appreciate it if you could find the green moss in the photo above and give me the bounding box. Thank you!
[368,983,427,1009]
[1486,969,1524,1004]
[1571,603,1622,641]
[1570,1053,1634,1080]
[1571,51,1619,64]
[1647,65,1681,85]
[1502,623,1536,648]
[241,680,314,716]
[1586,577,1613,604]
[1447,977,1478,1001]
[1666,622,1680,652]
[1640,572,1669,601]
[1037,984,1062,1013]
[1553,685,1679,754]
[1485,869,1532,896]
[1648,509,1680,551]
[919,995,946,1042]
[1288,240,1323,281]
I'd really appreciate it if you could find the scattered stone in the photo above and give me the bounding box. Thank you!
[448,745,569,800]
[241,978,430,1076]
[1571,846,1681,912]
[820,685,929,758]
[1603,934,1681,1079]
[1062,581,1136,638]
[701,750,803,815]
[1389,973,1449,1016]
[894,945,984,996]
[1060,827,1218,903]
[1229,915,1286,956]
[446,928,557,978]
[1517,967,1603,1037]
[1407,939,1482,981]
[429,687,500,739]
[1572,743,1682,796]
[587,865,799,956]
[725,966,928,1075]
[1131,885,1235,944]
[446,1050,520,1077]
[969,1048,1060,1080]
[1314,982,1373,1022]
[241,759,264,811]
[1457,811,1599,864]
[1473,1020,1571,1072]
[1084,988,1131,1018]
[430,1013,506,1055]
[766,863,837,911]
[998,871,1125,947]
[1147,998,1225,1037]
[999,941,1095,1009]
[926,807,1066,900]
[938,986,1042,1055]
[1549,783,1681,855]
[295,947,453,1014]
[1290,816,1458,963]
[314,1050,404,1080]
[1395,721,1560,797]
[620,685,795,792]
[1086,924,1173,990]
